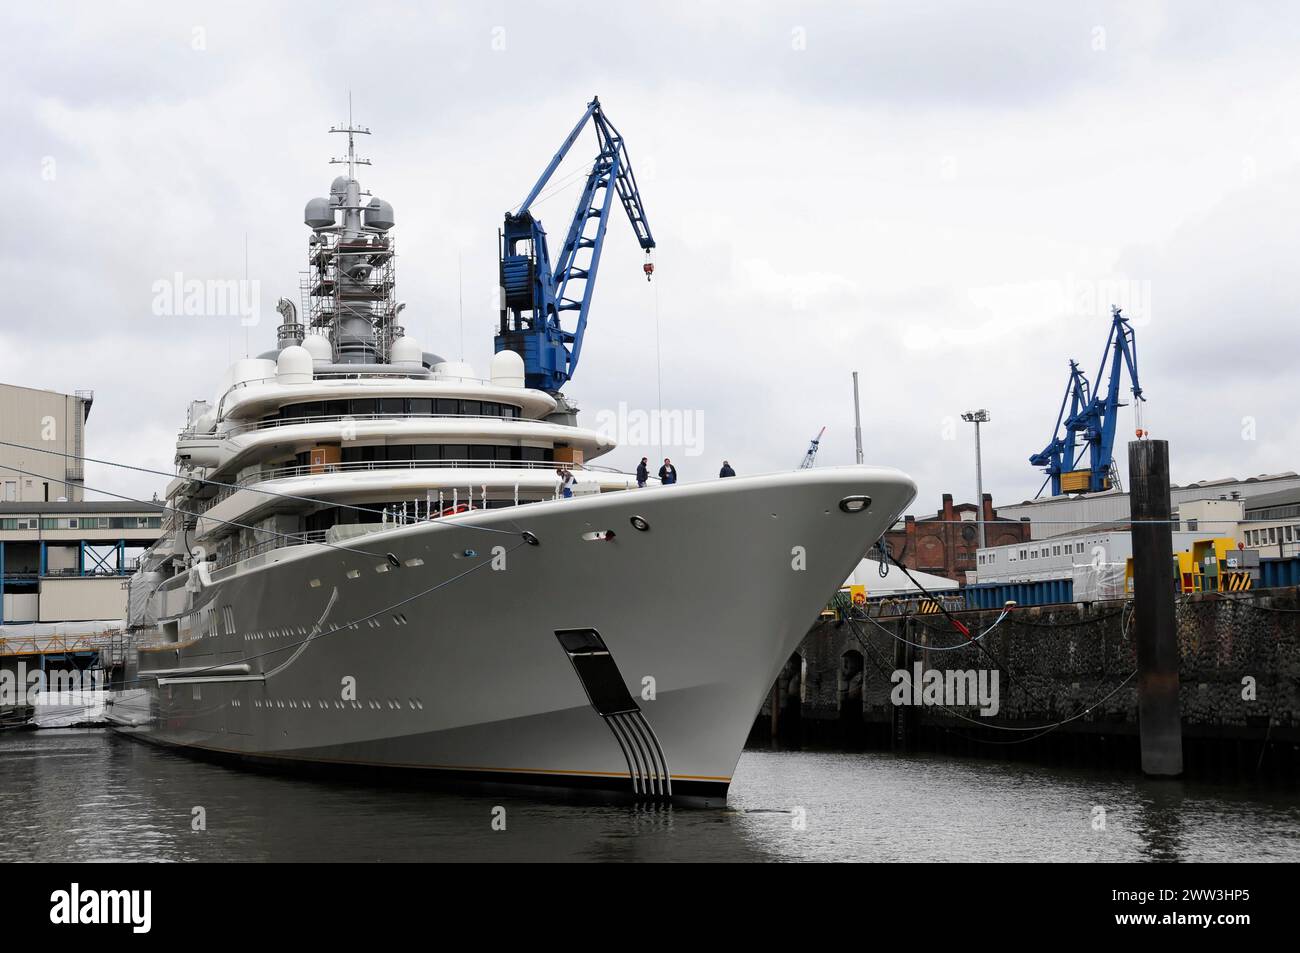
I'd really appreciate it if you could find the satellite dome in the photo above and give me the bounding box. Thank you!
[490,349,525,387]
[276,345,313,385]
[302,334,333,365]
[390,336,422,366]
[432,360,476,382]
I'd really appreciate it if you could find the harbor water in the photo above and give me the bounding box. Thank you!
[1,730,1297,862]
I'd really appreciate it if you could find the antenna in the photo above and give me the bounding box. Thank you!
[328,92,372,175]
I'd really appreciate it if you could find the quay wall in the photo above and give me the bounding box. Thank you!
[756,588,1300,775]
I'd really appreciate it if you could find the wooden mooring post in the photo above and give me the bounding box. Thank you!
[1128,439,1183,776]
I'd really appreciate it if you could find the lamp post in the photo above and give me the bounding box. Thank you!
[961,410,990,550]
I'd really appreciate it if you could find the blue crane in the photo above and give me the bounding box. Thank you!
[800,427,826,469]
[495,96,656,393]
[1030,306,1146,497]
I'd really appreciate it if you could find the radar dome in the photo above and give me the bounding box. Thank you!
[390,336,423,366]
[490,349,526,387]
[276,345,313,385]
[302,334,333,365]
[329,175,351,206]
[432,360,476,382]
[305,197,334,229]
[365,198,395,231]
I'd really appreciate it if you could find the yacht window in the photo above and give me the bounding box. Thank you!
[352,399,377,415]
[414,444,440,461]
[436,399,458,415]
[379,398,404,415]
[468,445,494,461]
[459,400,482,416]
[360,445,381,462]
[387,444,413,462]
[408,398,433,415]
[325,399,349,416]
[442,444,468,461]
[481,401,499,417]
[521,447,545,462]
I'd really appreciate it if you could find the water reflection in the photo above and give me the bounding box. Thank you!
[1132,781,1188,862]
[1,732,1296,862]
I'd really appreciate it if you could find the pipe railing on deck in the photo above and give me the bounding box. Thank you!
[193,458,608,514]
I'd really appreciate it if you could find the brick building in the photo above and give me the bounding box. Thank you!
[881,493,1030,585]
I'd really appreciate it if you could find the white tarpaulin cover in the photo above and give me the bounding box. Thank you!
[843,558,961,596]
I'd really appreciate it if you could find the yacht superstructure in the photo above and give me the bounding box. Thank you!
[117,114,917,804]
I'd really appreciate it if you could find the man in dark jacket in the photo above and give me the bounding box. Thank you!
[719,460,735,478]
[658,458,677,485]
[636,457,649,488]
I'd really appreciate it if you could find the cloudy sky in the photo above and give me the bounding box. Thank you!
[4,1,1299,514]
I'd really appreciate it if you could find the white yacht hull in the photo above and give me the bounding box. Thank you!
[119,466,914,803]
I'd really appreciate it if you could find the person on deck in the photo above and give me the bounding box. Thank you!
[719,460,735,478]
[636,457,649,488]
[558,467,576,498]
[658,459,677,485]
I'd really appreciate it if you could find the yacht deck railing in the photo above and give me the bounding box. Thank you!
[193,458,618,514]
[209,411,537,439]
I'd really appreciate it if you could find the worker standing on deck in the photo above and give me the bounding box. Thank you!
[636,456,649,488]
[719,460,735,478]
[659,458,677,485]
[557,466,575,499]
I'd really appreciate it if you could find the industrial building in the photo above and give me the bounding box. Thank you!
[970,484,1296,605]
[880,493,1031,585]
[0,382,94,503]
[996,472,1300,539]
[971,525,1213,603]
[0,382,163,712]
[0,501,162,624]
[1239,487,1300,559]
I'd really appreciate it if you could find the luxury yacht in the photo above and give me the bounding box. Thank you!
[116,117,916,804]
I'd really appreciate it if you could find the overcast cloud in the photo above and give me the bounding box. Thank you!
[4,1,1299,512]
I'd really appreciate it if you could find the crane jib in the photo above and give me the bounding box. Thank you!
[1030,306,1145,497]
[495,97,656,393]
